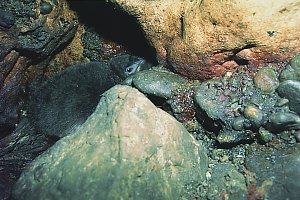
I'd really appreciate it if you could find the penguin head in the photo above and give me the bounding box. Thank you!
[110,54,152,79]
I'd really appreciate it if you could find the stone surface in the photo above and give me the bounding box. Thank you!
[277,80,300,114]
[13,85,208,200]
[268,112,300,132]
[207,163,247,200]
[245,144,300,200]
[254,67,279,94]
[0,0,78,138]
[108,0,300,79]
[133,67,189,99]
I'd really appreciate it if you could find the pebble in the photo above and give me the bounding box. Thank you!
[290,54,300,69]
[279,54,300,82]
[40,0,54,15]
[133,67,188,99]
[232,116,246,131]
[254,67,279,94]
[258,128,273,143]
[294,131,300,142]
[268,112,300,133]
[277,80,300,114]
[243,104,264,128]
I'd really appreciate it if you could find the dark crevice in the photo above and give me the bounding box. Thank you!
[68,1,157,64]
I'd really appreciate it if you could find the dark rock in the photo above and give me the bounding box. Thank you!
[245,145,300,200]
[268,112,300,133]
[277,80,300,114]
[0,9,15,28]
[254,67,279,94]
[28,55,150,138]
[40,0,54,15]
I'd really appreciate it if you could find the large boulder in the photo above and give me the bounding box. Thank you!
[108,0,300,79]
[13,85,208,199]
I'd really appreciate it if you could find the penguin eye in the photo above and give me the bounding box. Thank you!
[125,66,134,74]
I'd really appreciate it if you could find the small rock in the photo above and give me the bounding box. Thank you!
[290,54,300,70]
[254,67,279,94]
[194,80,230,120]
[40,0,54,15]
[268,112,300,133]
[133,67,188,98]
[279,64,300,82]
[279,55,300,82]
[277,80,300,114]
[243,104,264,128]
[258,127,273,143]
[232,116,246,131]
[293,131,300,142]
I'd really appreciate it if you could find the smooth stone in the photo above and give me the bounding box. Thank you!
[13,85,208,200]
[133,67,188,99]
[268,112,300,133]
[254,67,279,94]
[40,0,53,15]
[194,80,230,120]
[279,64,300,82]
[232,116,246,131]
[277,80,300,114]
[290,54,300,70]
[243,104,264,128]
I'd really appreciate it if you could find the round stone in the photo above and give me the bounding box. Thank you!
[254,67,279,94]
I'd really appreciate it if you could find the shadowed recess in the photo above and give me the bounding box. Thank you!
[68,0,157,64]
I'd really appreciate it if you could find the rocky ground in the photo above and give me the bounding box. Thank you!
[0,0,300,200]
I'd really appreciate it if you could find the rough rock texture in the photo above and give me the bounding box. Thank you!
[13,85,208,200]
[108,0,300,79]
[0,0,78,138]
[245,144,300,200]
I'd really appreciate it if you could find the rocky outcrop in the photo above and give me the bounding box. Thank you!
[108,0,300,79]
[13,85,208,199]
[0,0,78,138]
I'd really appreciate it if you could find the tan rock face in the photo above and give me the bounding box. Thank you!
[109,0,300,79]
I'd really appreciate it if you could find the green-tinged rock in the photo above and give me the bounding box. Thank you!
[277,80,300,114]
[194,80,230,120]
[268,112,300,132]
[13,85,208,200]
[290,54,300,70]
[258,128,273,143]
[254,67,279,94]
[279,55,300,82]
[133,67,189,99]
[40,0,53,15]
[207,163,247,200]
[245,144,300,200]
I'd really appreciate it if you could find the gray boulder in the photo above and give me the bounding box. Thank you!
[13,85,208,200]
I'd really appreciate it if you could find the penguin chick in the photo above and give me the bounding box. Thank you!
[28,54,151,138]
